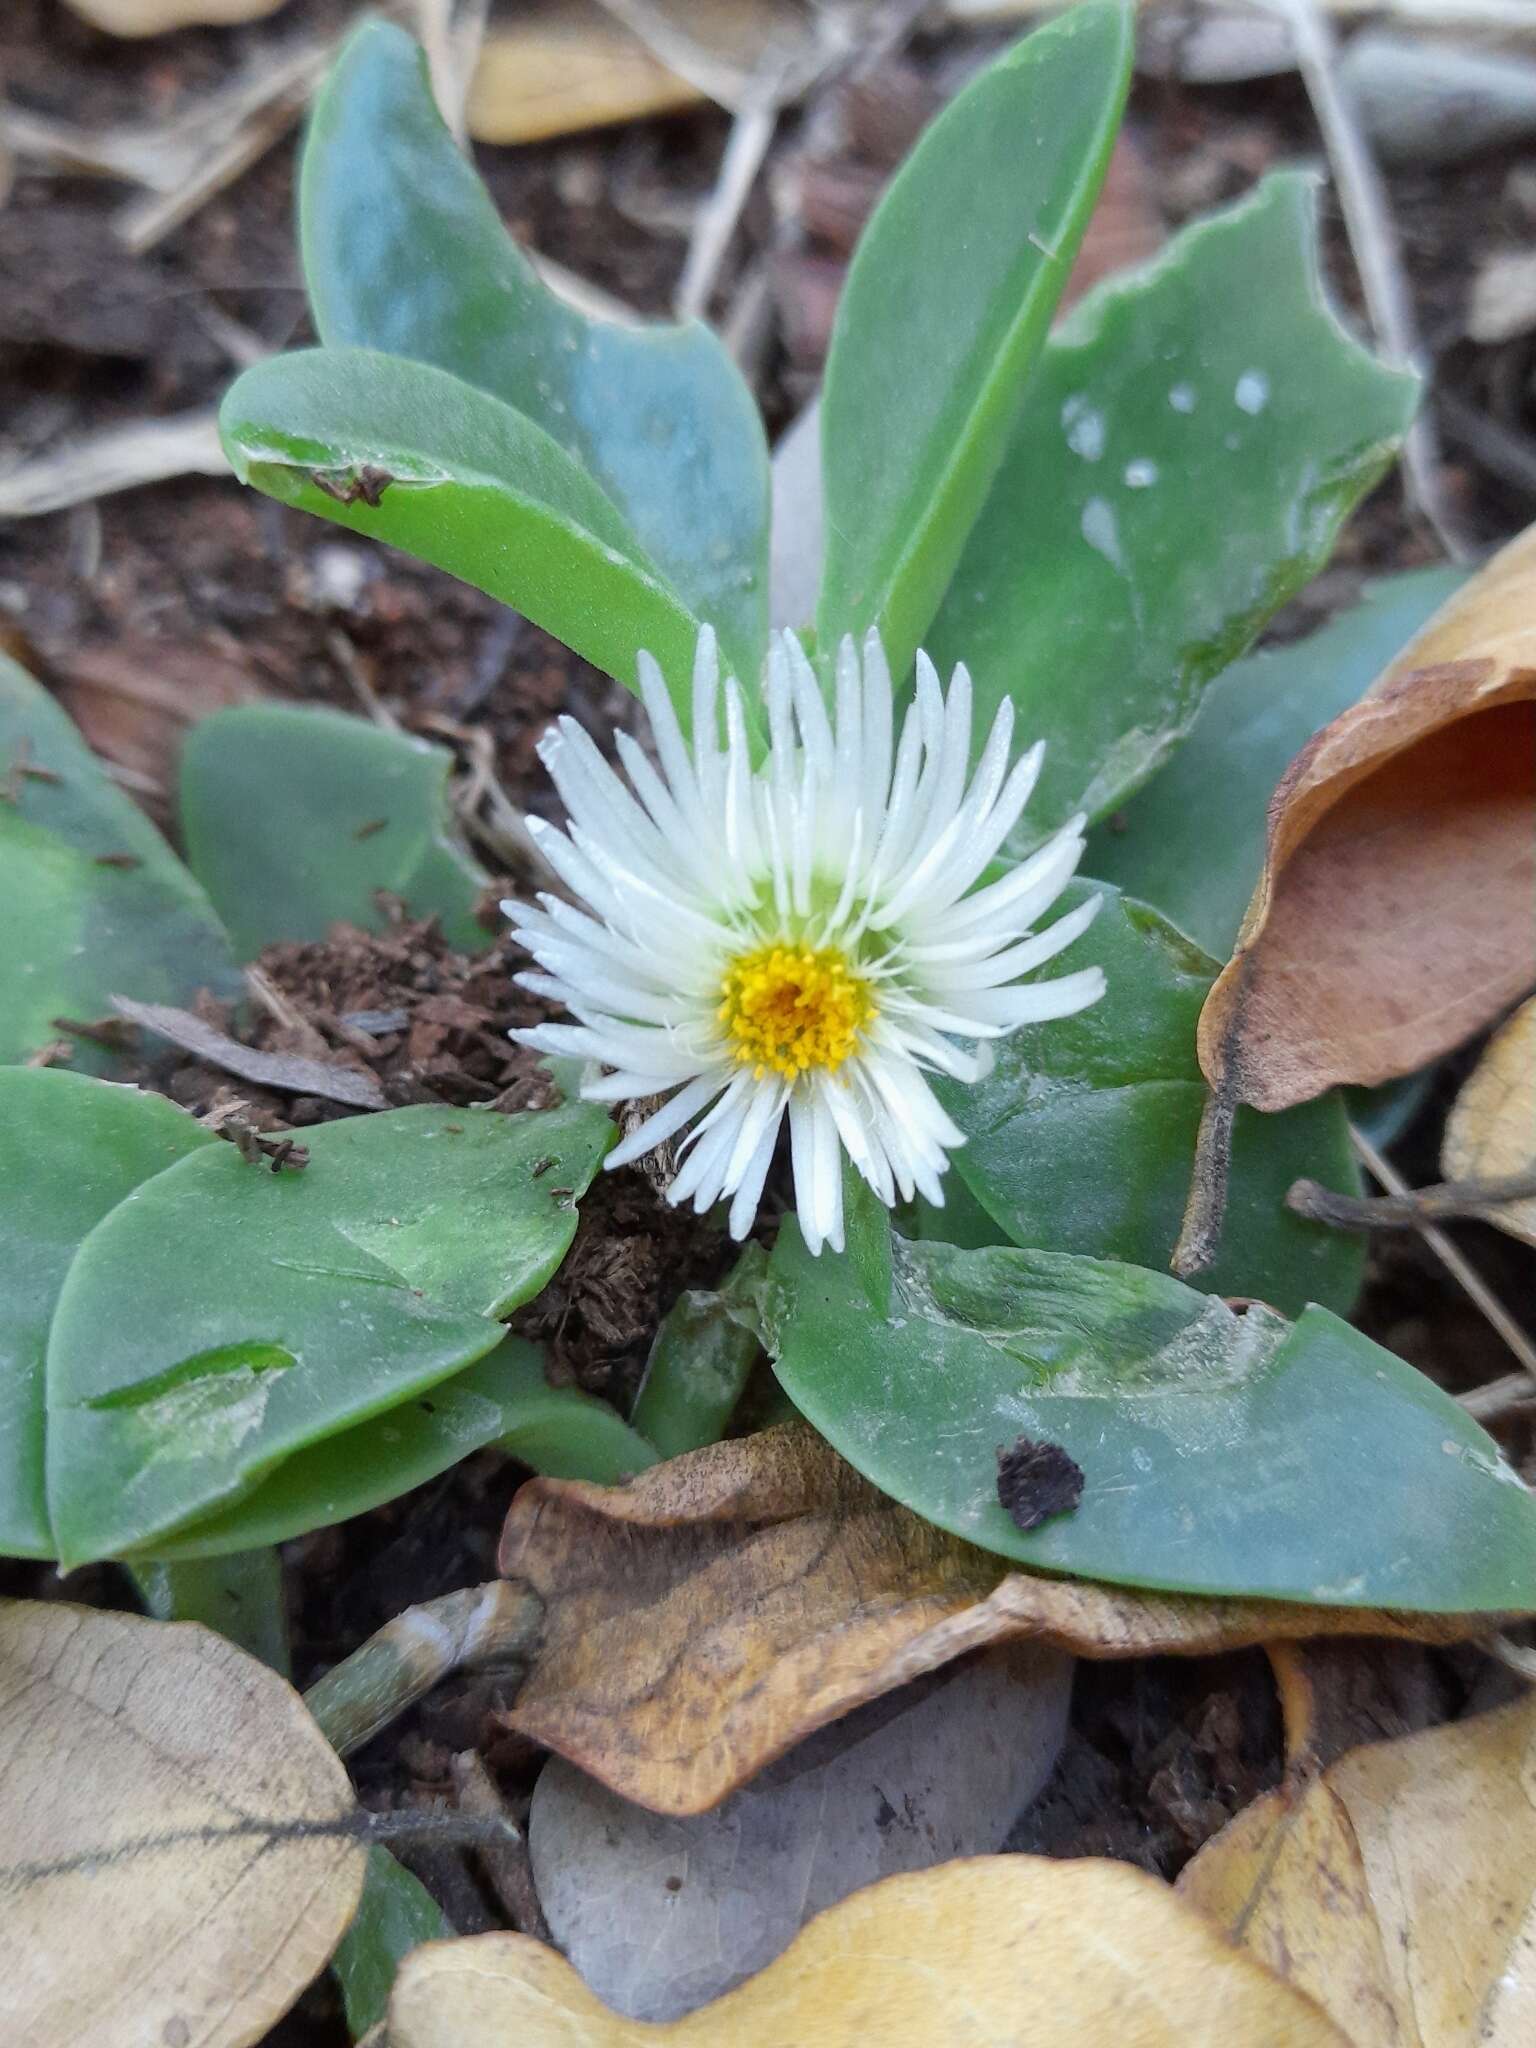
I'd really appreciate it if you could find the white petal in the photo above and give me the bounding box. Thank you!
[605,1072,724,1168]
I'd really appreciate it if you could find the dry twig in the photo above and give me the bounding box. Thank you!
[1287,1168,1536,1231]
[0,411,226,519]
[1260,0,1470,559]
[1345,1127,1536,1411]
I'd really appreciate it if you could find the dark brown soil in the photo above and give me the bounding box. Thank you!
[4,4,1536,2040]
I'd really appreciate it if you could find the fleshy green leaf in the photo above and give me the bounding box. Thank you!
[0,654,241,1069]
[180,704,489,958]
[927,172,1421,844]
[152,1338,655,1556]
[45,1102,611,1565]
[817,0,1133,674]
[631,1246,765,1458]
[765,1226,1536,1610]
[0,1070,215,1559]
[301,19,769,687]
[334,1848,451,2042]
[131,1546,290,1672]
[219,349,712,709]
[920,883,1364,1318]
[1088,564,1468,958]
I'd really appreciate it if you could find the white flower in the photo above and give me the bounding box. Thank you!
[507,628,1104,1255]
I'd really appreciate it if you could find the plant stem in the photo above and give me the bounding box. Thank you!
[304,1580,541,1758]
[130,1546,290,1675]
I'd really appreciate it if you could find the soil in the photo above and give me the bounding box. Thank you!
[3,5,1535,2041]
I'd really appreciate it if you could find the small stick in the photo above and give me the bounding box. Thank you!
[1460,1373,1536,1423]
[1287,1169,1536,1232]
[245,964,311,1038]
[450,1750,551,1941]
[415,711,555,885]
[327,628,402,733]
[676,99,779,322]
[1348,1126,1536,1404]
[304,1582,542,1759]
[363,1808,525,1855]
[1262,0,1470,561]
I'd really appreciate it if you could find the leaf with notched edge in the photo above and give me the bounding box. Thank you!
[1198,522,1536,1114]
[45,1102,613,1566]
[495,1424,1498,1818]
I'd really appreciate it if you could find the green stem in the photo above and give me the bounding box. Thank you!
[130,1546,290,1676]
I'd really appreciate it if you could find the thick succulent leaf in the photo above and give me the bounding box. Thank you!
[920,883,1363,1318]
[335,1849,452,2043]
[1089,565,1469,958]
[630,1246,765,1458]
[0,654,240,1069]
[765,1219,1536,1610]
[151,1339,655,1560]
[927,173,1421,844]
[302,19,769,686]
[0,1070,215,1559]
[818,0,1133,674]
[219,349,711,708]
[45,1102,612,1565]
[181,704,489,958]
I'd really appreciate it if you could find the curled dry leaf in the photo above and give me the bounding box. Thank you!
[1179,1689,1536,2048]
[497,1424,1492,1815]
[0,1599,366,2048]
[1198,521,1536,1114]
[383,1857,1348,2047]
[1442,995,1536,1247]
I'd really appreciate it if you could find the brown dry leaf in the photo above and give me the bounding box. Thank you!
[1198,521,1536,1113]
[384,1858,1347,2046]
[60,0,287,32]
[497,1423,1491,1815]
[0,1598,366,2048]
[467,2,702,145]
[1442,995,1536,1247]
[1179,1689,1536,2047]
[54,637,263,823]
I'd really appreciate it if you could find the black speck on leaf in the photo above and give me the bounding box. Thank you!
[995,1435,1084,1532]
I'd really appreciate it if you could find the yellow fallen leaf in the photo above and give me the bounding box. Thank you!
[384,1857,1348,2046]
[1179,1689,1536,2048]
[1443,995,1536,1247]
[497,1424,1492,1815]
[1198,520,1536,1113]
[60,0,287,33]
[0,1599,366,2048]
[467,4,701,146]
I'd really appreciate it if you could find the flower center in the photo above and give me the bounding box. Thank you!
[718,943,874,1080]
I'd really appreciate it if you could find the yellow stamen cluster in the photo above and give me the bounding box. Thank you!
[718,943,874,1081]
